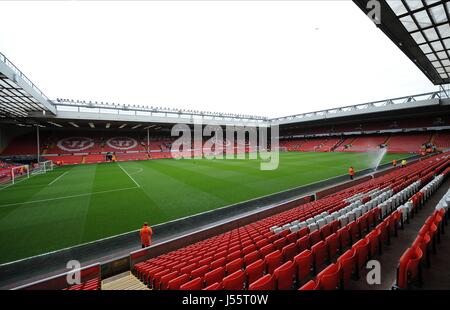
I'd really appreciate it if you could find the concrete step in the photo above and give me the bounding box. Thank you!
[101,271,150,290]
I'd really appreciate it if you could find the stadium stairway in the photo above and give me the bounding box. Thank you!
[102,272,149,290]
[344,175,450,290]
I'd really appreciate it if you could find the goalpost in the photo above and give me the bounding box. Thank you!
[31,160,54,175]
[11,165,30,185]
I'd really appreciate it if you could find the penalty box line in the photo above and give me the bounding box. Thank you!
[0,186,138,209]
[118,163,141,188]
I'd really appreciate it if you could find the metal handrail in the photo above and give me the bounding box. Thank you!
[270,90,448,122]
[0,52,48,101]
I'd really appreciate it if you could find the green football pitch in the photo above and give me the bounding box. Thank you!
[0,151,403,264]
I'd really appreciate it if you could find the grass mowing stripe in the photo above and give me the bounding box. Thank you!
[48,171,69,185]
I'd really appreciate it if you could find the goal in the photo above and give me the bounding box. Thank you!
[11,165,30,185]
[31,160,54,175]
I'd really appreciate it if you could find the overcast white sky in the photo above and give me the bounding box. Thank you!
[0,0,437,118]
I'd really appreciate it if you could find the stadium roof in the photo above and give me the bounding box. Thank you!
[0,52,56,118]
[271,89,450,125]
[354,0,450,85]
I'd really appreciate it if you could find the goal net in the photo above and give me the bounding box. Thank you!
[11,165,30,185]
[31,160,54,175]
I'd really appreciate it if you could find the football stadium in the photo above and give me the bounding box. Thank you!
[0,0,450,296]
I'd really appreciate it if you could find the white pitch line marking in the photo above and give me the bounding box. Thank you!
[129,168,143,176]
[48,171,69,186]
[118,164,141,188]
[0,186,138,209]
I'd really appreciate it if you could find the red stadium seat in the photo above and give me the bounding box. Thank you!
[260,244,276,257]
[226,258,243,275]
[286,231,298,243]
[311,241,328,273]
[296,235,310,253]
[227,250,242,263]
[298,227,309,238]
[248,274,274,290]
[396,246,423,289]
[204,267,226,287]
[281,243,297,262]
[320,224,332,240]
[337,249,356,289]
[159,271,179,290]
[191,265,210,279]
[245,259,266,285]
[179,277,203,290]
[367,229,381,258]
[317,263,340,290]
[167,274,190,290]
[309,230,322,246]
[210,257,227,270]
[222,270,246,290]
[348,221,360,244]
[325,233,339,260]
[244,251,260,267]
[265,250,283,274]
[242,244,257,256]
[203,282,222,290]
[298,279,319,290]
[274,261,296,290]
[337,226,351,250]
[274,237,287,250]
[353,238,370,277]
[294,249,313,283]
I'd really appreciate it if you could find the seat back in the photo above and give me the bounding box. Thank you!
[294,249,313,283]
[274,261,296,290]
[204,267,226,287]
[265,250,283,274]
[325,233,339,260]
[317,263,340,290]
[311,240,328,272]
[244,250,260,267]
[248,274,274,290]
[298,279,319,290]
[282,243,297,262]
[245,258,266,285]
[260,243,276,257]
[167,273,190,290]
[179,277,203,290]
[226,258,243,275]
[222,270,246,290]
[337,249,356,289]
[296,235,311,253]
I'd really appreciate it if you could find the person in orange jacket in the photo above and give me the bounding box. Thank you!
[349,166,355,180]
[140,222,153,248]
[392,159,397,167]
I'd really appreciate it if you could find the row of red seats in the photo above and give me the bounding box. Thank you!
[395,168,450,289]
[434,132,450,149]
[62,278,100,290]
[299,209,402,290]
[133,153,449,290]
[395,209,446,290]
[301,162,449,290]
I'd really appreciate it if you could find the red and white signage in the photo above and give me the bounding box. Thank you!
[106,137,138,150]
[57,137,94,152]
